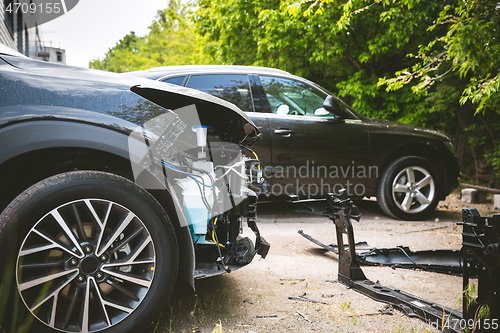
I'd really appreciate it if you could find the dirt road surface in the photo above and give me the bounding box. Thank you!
[148,191,497,333]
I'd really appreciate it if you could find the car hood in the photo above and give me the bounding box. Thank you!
[362,116,451,142]
[0,54,261,146]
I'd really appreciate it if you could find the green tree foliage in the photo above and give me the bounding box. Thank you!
[196,0,453,120]
[89,0,208,73]
[300,0,500,182]
[196,0,500,184]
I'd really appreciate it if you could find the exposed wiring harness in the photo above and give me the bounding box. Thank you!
[161,160,212,188]
[210,216,229,271]
[240,145,268,196]
[167,145,263,272]
[178,155,230,271]
[211,217,225,248]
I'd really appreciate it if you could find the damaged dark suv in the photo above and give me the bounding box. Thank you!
[0,45,268,333]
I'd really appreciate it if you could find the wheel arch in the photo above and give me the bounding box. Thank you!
[0,120,196,287]
[376,142,449,200]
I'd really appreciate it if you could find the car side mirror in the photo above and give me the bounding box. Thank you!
[323,95,350,119]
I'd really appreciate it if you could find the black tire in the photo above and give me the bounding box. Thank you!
[0,171,178,333]
[377,156,439,220]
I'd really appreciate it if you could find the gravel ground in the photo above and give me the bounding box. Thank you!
[147,189,498,333]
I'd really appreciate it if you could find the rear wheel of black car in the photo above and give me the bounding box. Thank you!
[0,171,178,333]
[377,156,439,220]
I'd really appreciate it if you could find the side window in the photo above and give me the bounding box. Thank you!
[259,75,331,117]
[160,75,187,86]
[186,74,253,112]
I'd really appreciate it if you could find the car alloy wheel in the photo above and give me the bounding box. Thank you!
[17,198,155,332]
[391,166,435,214]
[0,171,178,333]
[377,156,439,220]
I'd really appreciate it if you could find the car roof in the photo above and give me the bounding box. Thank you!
[126,64,368,120]
[126,65,293,80]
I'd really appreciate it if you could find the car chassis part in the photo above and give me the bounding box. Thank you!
[297,229,462,275]
[293,190,497,333]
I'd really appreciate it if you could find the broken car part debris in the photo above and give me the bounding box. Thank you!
[299,227,461,275]
[294,190,500,332]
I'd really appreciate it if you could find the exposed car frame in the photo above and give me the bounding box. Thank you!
[0,48,268,333]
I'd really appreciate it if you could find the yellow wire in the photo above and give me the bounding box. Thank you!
[252,151,261,171]
[212,217,225,248]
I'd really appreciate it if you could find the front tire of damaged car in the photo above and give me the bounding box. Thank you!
[377,156,439,220]
[0,171,178,333]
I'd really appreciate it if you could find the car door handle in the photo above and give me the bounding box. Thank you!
[274,129,292,137]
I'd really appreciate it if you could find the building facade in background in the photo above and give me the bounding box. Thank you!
[38,44,65,63]
[1,0,65,63]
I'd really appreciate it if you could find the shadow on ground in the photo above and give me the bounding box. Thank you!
[147,275,244,333]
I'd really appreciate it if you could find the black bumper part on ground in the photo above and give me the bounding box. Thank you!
[298,229,462,275]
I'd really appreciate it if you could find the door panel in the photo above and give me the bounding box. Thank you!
[266,115,369,198]
[246,113,272,174]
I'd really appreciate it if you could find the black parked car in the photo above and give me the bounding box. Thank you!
[0,45,268,333]
[128,65,460,220]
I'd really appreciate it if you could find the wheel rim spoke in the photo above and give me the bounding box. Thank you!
[86,200,112,256]
[49,293,58,327]
[90,277,112,326]
[401,193,413,211]
[19,268,79,292]
[100,269,152,288]
[72,204,88,242]
[405,167,415,184]
[30,270,78,311]
[51,209,85,258]
[20,242,62,257]
[414,191,431,206]
[20,260,65,269]
[102,259,154,268]
[393,183,409,193]
[416,174,432,189]
[81,277,90,333]
[109,227,144,255]
[28,229,81,258]
[97,212,135,257]
[127,236,151,263]
[92,278,133,318]
[106,279,140,301]
[63,286,79,329]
